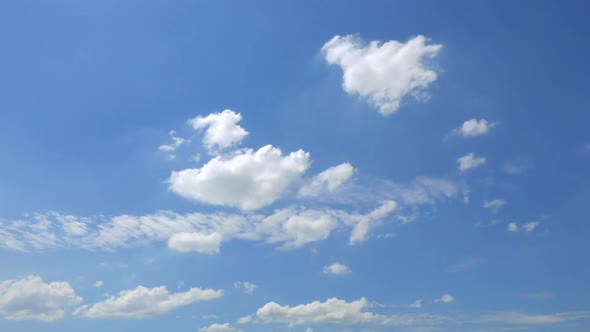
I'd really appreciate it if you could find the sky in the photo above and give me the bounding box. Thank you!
[1,1,590,331]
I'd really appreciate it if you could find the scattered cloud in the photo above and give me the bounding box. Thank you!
[93,280,104,288]
[480,311,590,325]
[158,130,190,160]
[168,232,222,254]
[504,158,533,175]
[527,292,554,301]
[299,163,355,197]
[189,109,249,152]
[0,275,81,322]
[434,294,455,304]
[457,153,486,172]
[455,119,497,137]
[323,263,352,275]
[446,258,481,273]
[168,145,310,210]
[234,282,257,295]
[409,299,422,308]
[322,34,442,115]
[483,199,507,212]
[237,315,252,324]
[75,285,223,319]
[198,323,242,332]
[507,222,540,233]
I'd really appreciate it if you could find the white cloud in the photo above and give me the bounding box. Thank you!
[75,285,223,319]
[198,323,242,332]
[507,222,540,233]
[0,275,81,322]
[159,130,190,159]
[457,153,486,172]
[347,200,398,245]
[299,163,355,197]
[234,282,257,295]
[504,158,533,175]
[480,311,590,325]
[446,258,481,273]
[168,145,311,210]
[237,315,252,324]
[189,109,249,151]
[455,119,496,137]
[434,294,455,303]
[323,263,352,275]
[93,281,104,288]
[322,34,442,115]
[168,232,222,254]
[483,199,506,211]
[255,297,449,327]
[409,299,422,308]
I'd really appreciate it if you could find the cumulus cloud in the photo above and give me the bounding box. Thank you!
[198,323,242,332]
[434,294,455,303]
[75,285,223,319]
[168,145,311,210]
[322,34,442,115]
[455,119,496,137]
[323,263,352,275]
[237,315,252,324]
[507,222,540,233]
[0,275,81,322]
[457,153,486,172]
[168,232,222,254]
[189,109,249,151]
[299,163,355,197]
[255,297,449,327]
[234,282,257,295]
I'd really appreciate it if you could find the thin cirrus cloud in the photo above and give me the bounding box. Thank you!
[74,285,223,319]
[507,222,540,233]
[0,275,82,322]
[483,199,507,211]
[457,153,486,172]
[322,34,442,115]
[188,109,249,152]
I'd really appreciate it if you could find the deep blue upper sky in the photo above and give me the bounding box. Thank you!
[0,1,589,332]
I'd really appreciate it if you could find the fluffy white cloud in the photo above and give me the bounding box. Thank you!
[234,281,257,295]
[434,294,455,303]
[323,263,352,275]
[0,275,81,322]
[409,299,422,308]
[256,297,380,326]
[189,110,249,151]
[480,311,590,325]
[168,232,222,254]
[455,119,496,137]
[483,199,506,211]
[322,34,442,115]
[198,323,242,332]
[168,145,311,210]
[237,315,252,324]
[457,153,486,172]
[75,285,223,319]
[299,163,355,197]
[507,222,540,233]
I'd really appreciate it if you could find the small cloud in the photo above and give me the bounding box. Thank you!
[409,299,422,308]
[234,281,257,295]
[527,292,554,301]
[177,281,184,289]
[323,262,352,275]
[508,222,540,233]
[457,153,486,172]
[483,199,507,211]
[446,258,481,273]
[93,280,104,288]
[202,314,218,320]
[454,118,497,137]
[237,315,252,324]
[158,130,190,160]
[434,294,455,303]
[504,158,533,175]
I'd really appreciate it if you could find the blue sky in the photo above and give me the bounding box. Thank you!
[1,1,589,331]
